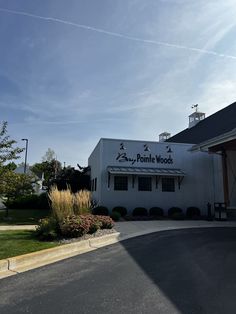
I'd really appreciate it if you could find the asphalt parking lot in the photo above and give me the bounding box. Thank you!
[0,227,236,314]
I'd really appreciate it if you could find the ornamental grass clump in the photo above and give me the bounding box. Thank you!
[74,190,91,215]
[48,186,74,222]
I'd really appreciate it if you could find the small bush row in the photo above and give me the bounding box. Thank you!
[35,214,114,240]
[93,205,201,220]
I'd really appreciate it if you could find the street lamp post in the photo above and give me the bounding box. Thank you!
[21,138,28,174]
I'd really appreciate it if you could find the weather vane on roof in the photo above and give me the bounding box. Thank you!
[191,104,198,112]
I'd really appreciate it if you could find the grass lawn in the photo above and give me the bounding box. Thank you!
[0,230,60,259]
[0,209,50,225]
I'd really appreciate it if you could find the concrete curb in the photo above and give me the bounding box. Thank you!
[0,259,8,271]
[0,232,120,279]
[0,259,13,279]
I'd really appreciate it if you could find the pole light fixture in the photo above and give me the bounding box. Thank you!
[21,138,28,174]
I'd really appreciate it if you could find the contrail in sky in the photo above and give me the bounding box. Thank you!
[1,7,236,60]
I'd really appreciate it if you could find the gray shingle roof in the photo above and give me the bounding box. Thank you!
[167,102,236,144]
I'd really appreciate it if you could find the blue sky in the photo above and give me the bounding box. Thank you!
[1,0,236,167]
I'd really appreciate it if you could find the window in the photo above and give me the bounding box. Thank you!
[162,177,175,192]
[114,176,128,191]
[91,178,97,191]
[138,177,152,191]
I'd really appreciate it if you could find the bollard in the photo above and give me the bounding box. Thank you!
[207,202,212,221]
[218,203,222,220]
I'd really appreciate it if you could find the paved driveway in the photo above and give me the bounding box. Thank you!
[1,227,236,314]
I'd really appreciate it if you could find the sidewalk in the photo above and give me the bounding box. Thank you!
[115,220,236,240]
[0,225,37,231]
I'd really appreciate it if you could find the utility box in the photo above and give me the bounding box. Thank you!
[214,202,227,220]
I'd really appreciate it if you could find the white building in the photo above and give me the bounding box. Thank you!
[88,103,236,216]
[88,138,219,215]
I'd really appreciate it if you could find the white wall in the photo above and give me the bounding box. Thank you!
[89,138,219,215]
[88,139,102,206]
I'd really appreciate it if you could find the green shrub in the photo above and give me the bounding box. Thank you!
[168,207,183,218]
[112,206,127,217]
[59,214,114,238]
[4,194,40,209]
[186,207,201,219]
[149,207,164,217]
[110,211,121,222]
[37,193,50,209]
[80,214,102,234]
[3,198,15,209]
[171,212,185,220]
[35,217,59,240]
[93,206,109,216]
[132,207,148,216]
[96,215,114,229]
[60,215,91,238]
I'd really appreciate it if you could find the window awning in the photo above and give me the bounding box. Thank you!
[107,166,186,177]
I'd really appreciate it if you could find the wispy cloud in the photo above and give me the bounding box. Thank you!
[0,7,236,60]
[198,79,236,116]
[13,116,122,126]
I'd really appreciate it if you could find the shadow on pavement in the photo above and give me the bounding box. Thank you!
[120,227,236,314]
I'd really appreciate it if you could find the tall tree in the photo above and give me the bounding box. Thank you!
[51,165,90,192]
[42,148,56,162]
[0,121,23,167]
[1,171,35,199]
[31,149,62,187]
[0,121,25,202]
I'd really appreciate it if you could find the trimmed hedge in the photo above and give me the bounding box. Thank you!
[112,206,127,217]
[92,206,109,216]
[132,207,148,216]
[4,193,50,210]
[186,207,201,219]
[37,193,51,209]
[110,211,121,221]
[171,212,185,220]
[149,207,164,217]
[168,207,183,218]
